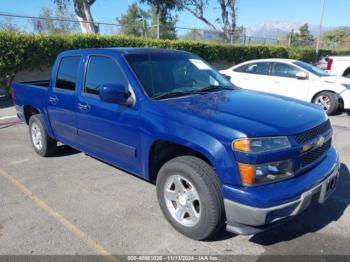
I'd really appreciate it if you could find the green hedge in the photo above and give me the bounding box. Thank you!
[0,32,349,93]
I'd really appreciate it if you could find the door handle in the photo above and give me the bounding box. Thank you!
[78,102,90,112]
[49,95,58,104]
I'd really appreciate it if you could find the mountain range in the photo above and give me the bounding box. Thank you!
[245,21,335,39]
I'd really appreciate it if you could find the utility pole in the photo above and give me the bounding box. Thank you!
[288,29,294,47]
[316,0,326,59]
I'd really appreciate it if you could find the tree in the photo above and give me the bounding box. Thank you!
[38,7,79,34]
[140,0,179,12]
[231,25,245,42]
[53,0,98,34]
[150,6,177,39]
[180,1,217,31]
[116,3,150,37]
[174,0,237,40]
[139,0,178,39]
[117,2,176,39]
[149,0,236,41]
[292,23,315,47]
[322,27,350,44]
[218,0,236,39]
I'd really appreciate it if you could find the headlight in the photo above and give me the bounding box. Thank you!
[232,136,290,153]
[238,160,294,186]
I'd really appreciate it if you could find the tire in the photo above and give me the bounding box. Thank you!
[29,114,57,157]
[313,91,339,116]
[156,156,224,240]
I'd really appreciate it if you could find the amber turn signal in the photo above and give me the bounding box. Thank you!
[238,163,255,186]
[232,139,251,152]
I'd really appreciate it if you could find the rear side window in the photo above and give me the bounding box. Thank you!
[234,62,271,76]
[55,56,81,91]
[84,56,128,96]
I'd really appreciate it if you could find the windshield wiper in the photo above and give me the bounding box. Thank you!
[196,85,233,93]
[153,91,197,100]
[153,86,233,100]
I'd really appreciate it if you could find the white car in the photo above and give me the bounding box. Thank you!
[220,58,350,115]
[316,56,350,78]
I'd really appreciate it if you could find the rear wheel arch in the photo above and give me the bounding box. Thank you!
[23,105,40,124]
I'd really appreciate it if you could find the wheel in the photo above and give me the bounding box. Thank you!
[313,91,339,115]
[29,114,57,157]
[156,156,224,240]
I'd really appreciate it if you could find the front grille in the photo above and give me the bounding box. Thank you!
[295,120,331,144]
[300,139,332,167]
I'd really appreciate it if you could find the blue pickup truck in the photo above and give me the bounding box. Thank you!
[12,48,339,240]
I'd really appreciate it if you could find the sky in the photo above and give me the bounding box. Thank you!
[0,0,349,29]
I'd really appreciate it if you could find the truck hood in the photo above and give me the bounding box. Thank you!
[157,89,327,137]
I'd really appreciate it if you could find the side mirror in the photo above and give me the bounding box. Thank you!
[221,74,231,81]
[99,83,133,106]
[296,71,308,80]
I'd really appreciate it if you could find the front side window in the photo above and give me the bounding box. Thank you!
[125,52,234,98]
[55,56,81,91]
[84,56,128,96]
[293,61,329,77]
[235,62,271,76]
[272,63,303,78]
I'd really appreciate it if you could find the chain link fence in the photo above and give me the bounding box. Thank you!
[0,12,346,49]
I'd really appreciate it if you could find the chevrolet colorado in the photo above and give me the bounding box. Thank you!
[12,48,339,240]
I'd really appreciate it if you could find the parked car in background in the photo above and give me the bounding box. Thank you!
[220,58,350,115]
[316,56,350,78]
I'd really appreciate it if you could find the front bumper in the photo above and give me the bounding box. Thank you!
[224,148,340,235]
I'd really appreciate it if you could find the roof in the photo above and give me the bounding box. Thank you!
[238,58,298,64]
[59,47,190,56]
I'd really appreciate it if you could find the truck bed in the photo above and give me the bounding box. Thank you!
[12,80,50,119]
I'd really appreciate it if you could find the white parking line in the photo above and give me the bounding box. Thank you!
[7,159,29,166]
[0,115,17,120]
[0,167,118,262]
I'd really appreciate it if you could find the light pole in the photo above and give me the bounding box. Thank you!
[315,0,326,59]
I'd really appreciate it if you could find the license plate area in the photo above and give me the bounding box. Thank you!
[319,168,339,204]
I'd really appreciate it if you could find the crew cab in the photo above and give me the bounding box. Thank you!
[12,48,339,240]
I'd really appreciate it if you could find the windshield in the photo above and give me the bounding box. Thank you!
[293,61,330,77]
[124,52,235,99]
